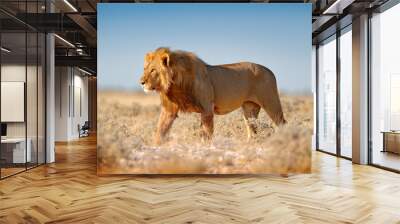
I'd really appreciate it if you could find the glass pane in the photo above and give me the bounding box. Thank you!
[312,45,317,150]
[371,4,400,171]
[1,31,27,177]
[340,27,352,158]
[38,33,45,165]
[27,31,38,169]
[318,35,337,154]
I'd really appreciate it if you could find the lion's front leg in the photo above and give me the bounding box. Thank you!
[200,111,214,141]
[154,107,177,144]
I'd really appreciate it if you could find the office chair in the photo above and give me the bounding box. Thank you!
[79,121,90,138]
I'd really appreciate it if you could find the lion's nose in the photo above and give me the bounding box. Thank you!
[141,81,145,85]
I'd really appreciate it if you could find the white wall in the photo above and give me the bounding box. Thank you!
[1,65,26,135]
[72,73,89,138]
[55,66,70,141]
[1,64,27,155]
[1,65,38,138]
[1,63,46,164]
[55,67,89,141]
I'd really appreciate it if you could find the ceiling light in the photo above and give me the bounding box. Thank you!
[1,47,11,53]
[63,0,78,12]
[76,48,85,55]
[78,67,92,76]
[54,34,75,48]
[323,0,354,15]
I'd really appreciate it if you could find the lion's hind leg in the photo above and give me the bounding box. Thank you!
[242,101,261,141]
[258,89,286,126]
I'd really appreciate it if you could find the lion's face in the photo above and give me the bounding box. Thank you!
[140,59,162,92]
[140,50,171,93]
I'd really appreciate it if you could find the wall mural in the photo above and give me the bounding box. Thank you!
[97,3,312,174]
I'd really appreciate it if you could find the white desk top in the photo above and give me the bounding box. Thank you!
[1,138,27,143]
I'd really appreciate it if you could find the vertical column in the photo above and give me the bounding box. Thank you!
[46,1,55,163]
[336,30,341,157]
[352,14,369,164]
[311,45,317,150]
[88,77,97,133]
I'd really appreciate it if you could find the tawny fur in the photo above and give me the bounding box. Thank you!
[140,47,286,144]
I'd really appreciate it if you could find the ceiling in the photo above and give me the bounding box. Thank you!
[0,0,392,75]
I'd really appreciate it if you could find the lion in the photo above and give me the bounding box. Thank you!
[140,47,286,144]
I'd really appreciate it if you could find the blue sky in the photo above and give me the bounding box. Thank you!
[98,3,311,94]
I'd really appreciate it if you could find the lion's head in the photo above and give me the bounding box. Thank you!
[139,47,203,94]
[140,48,174,93]
[139,48,208,112]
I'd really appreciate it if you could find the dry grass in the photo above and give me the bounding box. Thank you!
[97,91,313,174]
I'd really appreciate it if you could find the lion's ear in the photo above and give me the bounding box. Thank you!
[144,52,154,68]
[145,52,154,61]
[160,52,170,68]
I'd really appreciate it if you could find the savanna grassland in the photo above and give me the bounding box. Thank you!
[97,91,313,174]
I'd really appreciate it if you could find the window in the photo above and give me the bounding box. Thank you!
[0,1,46,179]
[317,35,337,154]
[370,3,400,171]
[1,31,28,178]
[339,26,352,158]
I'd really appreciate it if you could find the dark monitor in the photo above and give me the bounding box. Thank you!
[1,123,7,137]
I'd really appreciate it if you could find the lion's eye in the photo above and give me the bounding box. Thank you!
[150,69,155,74]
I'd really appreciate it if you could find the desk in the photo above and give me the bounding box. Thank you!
[1,138,31,163]
[382,131,400,154]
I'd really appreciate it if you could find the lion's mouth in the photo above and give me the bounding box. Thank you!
[142,84,156,93]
